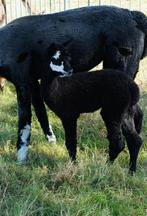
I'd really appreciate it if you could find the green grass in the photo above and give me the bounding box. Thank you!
[1,58,147,216]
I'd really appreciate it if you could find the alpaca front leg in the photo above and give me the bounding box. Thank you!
[16,86,32,164]
[122,110,142,173]
[106,122,125,162]
[61,117,78,161]
[31,81,56,143]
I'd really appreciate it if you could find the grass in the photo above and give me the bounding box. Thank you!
[0,58,147,215]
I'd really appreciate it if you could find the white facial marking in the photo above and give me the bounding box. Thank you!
[46,134,56,143]
[20,124,31,145]
[17,145,28,164]
[50,61,67,75]
[53,50,61,59]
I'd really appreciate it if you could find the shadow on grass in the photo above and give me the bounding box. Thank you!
[0,142,68,170]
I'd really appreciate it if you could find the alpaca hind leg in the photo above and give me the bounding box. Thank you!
[133,104,143,134]
[122,109,142,173]
[100,109,125,162]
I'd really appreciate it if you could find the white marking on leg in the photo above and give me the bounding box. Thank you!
[46,134,56,143]
[17,124,31,164]
[17,145,28,164]
[20,124,31,144]
[46,125,56,143]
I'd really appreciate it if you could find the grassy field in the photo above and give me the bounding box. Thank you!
[0,58,147,215]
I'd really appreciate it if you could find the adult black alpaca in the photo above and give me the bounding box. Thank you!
[0,6,146,163]
[41,44,142,173]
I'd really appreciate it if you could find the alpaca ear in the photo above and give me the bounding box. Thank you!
[131,11,147,58]
[47,43,59,58]
[48,43,57,53]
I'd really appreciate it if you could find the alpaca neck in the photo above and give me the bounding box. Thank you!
[41,68,61,110]
[42,68,57,86]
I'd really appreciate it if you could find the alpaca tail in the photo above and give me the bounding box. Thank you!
[129,79,140,106]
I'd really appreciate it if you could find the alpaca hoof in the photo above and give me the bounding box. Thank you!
[128,170,135,176]
[46,134,56,144]
[106,158,114,165]
[71,159,77,165]
[17,145,28,164]
[16,160,26,165]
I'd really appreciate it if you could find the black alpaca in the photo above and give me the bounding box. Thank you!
[0,6,146,164]
[41,44,142,173]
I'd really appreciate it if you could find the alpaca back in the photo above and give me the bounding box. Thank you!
[46,69,139,115]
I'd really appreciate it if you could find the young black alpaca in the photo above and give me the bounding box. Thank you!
[41,44,142,173]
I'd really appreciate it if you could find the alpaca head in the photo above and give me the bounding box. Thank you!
[48,43,73,77]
